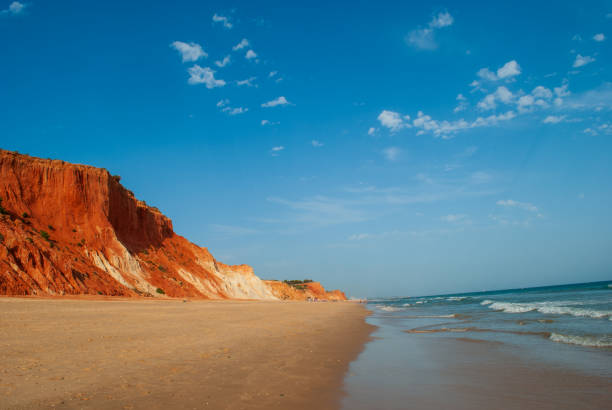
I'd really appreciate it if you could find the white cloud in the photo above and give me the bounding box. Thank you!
[477,86,513,111]
[261,96,290,108]
[245,50,257,60]
[593,33,605,42]
[368,127,377,136]
[215,55,231,67]
[553,83,570,106]
[311,140,324,147]
[382,147,400,161]
[476,60,521,82]
[573,54,595,68]
[496,199,538,212]
[377,110,410,132]
[440,214,467,222]
[407,28,436,50]
[477,94,497,110]
[406,10,454,50]
[1,1,24,15]
[170,41,207,62]
[497,60,521,79]
[217,99,247,115]
[261,120,270,126]
[542,115,566,124]
[348,233,370,241]
[269,71,278,77]
[411,110,516,139]
[236,77,256,87]
[532,86,553,99]
[429,11,454,28]
[270,146,284,156]
[477,68,498,81]
[454,93,468,112]
[232,38,249,51]
[517,95,535,111]
[212,13,232,29]
[187,65,225,88]
[225,107,248,115]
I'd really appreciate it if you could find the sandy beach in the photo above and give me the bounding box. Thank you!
[0,298,373,409]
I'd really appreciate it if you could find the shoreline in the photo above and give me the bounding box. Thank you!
[0,298,375,409]
[342,305,612,409]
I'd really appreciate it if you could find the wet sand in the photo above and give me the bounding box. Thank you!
[342,315,612,409]
[0,298,373,409]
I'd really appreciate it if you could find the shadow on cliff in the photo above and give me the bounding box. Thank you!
[107,176,174,255]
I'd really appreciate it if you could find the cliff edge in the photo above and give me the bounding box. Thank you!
[0,150,330,299]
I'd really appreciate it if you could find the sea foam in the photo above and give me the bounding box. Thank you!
[549,333,612,348]
[486,301,611,319]
[378,306,403,312]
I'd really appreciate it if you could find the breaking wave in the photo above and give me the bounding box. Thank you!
[486,301,611,320]
[549,333,612,348]
[378,306,403,312]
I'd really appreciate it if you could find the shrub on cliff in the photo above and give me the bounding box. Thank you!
[39,230,50,241]
[156,288,165,295]
[0,197,7,215]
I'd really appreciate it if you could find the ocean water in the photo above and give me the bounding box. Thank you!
[341,281,612,409]
[369,281,612,352]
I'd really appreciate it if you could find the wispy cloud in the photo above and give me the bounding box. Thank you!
[542,115,566,124]
[382,147,401,161]
[215,55,231,67]
[236,76,256,87]
[245,50,257,60]
[212,13,232,29]
[496,199,538,212]
[170,41,207,62]
[311,140,324,147]
[217,99,247,115]
[232,38,249,51]
[270,146,284,156]
[593,33,605,42]
[406,10,454,50]
[1,1,25,15]
[440,214,468,223]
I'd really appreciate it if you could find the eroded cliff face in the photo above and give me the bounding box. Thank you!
[0,150,276,299]
[264,281,347,301]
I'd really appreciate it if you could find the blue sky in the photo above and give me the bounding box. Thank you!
[2,1,611,297]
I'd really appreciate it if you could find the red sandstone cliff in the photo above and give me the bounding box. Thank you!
[0,150,343,300]
[264,281,347,301]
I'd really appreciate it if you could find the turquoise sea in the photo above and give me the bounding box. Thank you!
[369,280,612,351]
